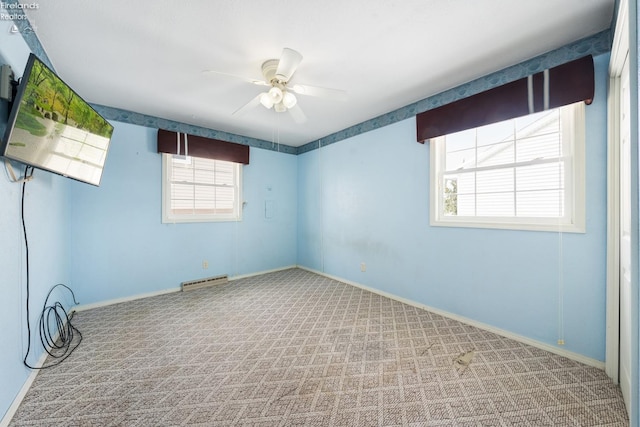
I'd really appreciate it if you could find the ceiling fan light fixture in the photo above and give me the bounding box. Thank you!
[274,102,287,113]
[282,91,297,109]
[259,92,274,109]
[220,47,342,121]
[268,86,283,104]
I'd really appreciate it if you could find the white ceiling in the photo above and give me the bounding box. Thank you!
[21,0,614,147]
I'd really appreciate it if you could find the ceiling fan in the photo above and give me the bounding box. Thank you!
[205,48,347,123]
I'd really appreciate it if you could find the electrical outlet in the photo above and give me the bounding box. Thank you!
[360,262,366,272]
[202,260,209,269]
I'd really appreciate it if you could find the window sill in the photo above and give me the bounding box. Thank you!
[430,218,585,233]
[162,216,242,224]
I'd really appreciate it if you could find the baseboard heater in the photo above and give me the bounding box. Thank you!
[181,274,228,291]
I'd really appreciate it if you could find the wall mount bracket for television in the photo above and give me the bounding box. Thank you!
[1,64,15,101]
[0,64,19,117]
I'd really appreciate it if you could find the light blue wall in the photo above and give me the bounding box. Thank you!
[0,19,74,420]
[0,10,635,426]
[298,53,610,362]
[69,122,298,305]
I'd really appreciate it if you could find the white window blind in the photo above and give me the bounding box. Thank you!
[162,154,242,223]
[430,102,585,232]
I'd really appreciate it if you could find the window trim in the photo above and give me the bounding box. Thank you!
[429,103,586,233]
[161,153,243,224]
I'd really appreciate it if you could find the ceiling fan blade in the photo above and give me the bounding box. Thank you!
[288,104,307,124]
[275,48,303,82]
[291,83,347,102]
[203,69,269,87]
[232,93,263,116]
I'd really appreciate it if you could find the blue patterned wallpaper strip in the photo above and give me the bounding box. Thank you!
[11,5,610,157]
[8,5,294,155]
[297,29,612,155]
[91,104,297,155]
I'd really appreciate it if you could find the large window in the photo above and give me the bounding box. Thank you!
[162,154,242,223]
[430,102,585,232]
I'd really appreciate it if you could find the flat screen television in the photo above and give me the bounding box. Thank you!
[1,53,113,186]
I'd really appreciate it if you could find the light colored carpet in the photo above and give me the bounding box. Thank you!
[9,268,628,426]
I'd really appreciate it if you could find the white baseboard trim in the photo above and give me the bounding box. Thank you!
[229,265,298,281]
[73,265,298,313]
[0,344,50,427]
[73,287,182,313]
[298,266,605,370]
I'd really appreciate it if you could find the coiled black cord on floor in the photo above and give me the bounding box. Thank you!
[29,284,83,369]
[20,166,82,369]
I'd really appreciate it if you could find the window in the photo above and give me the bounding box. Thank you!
[162,154,242,223]
[430,102,585,232]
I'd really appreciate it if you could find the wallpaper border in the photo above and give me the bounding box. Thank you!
[297,29,612,155]
[8,1,611,156]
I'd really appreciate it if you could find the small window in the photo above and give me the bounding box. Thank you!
[430,102,585,232]
[162,154,242,223]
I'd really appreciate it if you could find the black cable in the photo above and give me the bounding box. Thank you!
[20,165,82,369]
[21,165,32,366]
[34,284,83,368]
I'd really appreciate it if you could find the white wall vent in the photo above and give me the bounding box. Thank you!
[181,275,228,291]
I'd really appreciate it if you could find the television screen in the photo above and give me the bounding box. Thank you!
[1,54,113,186]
